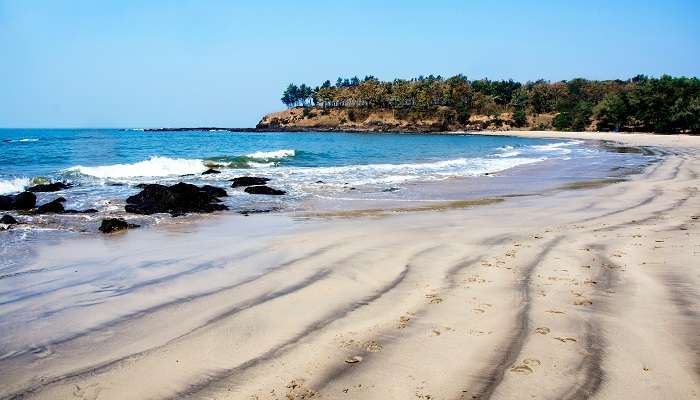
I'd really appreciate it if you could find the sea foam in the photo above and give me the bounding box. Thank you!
[66,156,208,178]
[0,178,30,194]
[245,149,296,160]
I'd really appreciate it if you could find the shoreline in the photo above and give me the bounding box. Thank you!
[0,133,698,399]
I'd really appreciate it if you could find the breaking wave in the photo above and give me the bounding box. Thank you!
[66,156,208,178]
[0,178,30,195]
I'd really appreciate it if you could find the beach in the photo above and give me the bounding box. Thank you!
[0,131,699,400]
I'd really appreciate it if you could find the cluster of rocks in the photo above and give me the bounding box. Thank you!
[125,182,229,216]
[2,176,287,234]
[230,176,286,195]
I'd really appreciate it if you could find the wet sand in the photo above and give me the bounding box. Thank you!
[0,132,699,399]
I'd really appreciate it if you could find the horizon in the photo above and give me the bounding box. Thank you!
[1,0,699,128]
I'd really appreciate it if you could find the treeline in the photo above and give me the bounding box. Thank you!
[281,75,700,133]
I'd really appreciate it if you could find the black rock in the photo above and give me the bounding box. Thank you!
[244,185,286,195]
[0,192,37,211]
[202,168,221,175]
[36,197,66,213]
[199,185,228,198]
[125,182,229,216]
[26,182,72,192]
[1,214,18,224]
[99,218,140,233]
[230,176,270,188]
[63,208,98,214]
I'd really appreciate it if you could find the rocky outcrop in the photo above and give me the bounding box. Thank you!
[202,169,221,175]
[244,185,286,195]
[36,197,66,213]
[1,215,18,225]
[0,192,36,211]
[27,182,72,192]
[231,176,270,187]
[99,218,140,233]
[125,183,228,216]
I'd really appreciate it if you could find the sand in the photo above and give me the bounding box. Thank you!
[0,132,699,400]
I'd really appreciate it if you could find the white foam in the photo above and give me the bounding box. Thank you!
[66,156,207,178]
[245,149,296,159]
[0,178,30,194]
[267,156,546,186]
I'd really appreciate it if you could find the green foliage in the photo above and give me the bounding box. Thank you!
[552,112,572,131]
[512,109,527,127]
[281,75,700,133]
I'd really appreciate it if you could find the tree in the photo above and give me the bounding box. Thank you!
[552,112,572,131]
[512,109,527,127]
[593,93,630,131]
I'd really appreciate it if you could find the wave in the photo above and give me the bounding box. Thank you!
[2,138,39,143]
[66,156,207,178]
[205,149,297,169]
[274,156,546,185]
[0,178,30,195]
[245,149,296,160]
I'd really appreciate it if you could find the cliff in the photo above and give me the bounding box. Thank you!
[256,107,560,133]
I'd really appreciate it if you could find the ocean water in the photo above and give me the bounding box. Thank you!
[0,129,652,224]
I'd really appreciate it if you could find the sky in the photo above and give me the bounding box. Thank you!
[0,0,699,128]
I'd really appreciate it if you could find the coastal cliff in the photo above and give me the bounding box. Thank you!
[256,107,558,133]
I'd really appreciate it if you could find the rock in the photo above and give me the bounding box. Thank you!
[36,197,66,213]
[0,192,37,210]
[230,176,270,188]
[26,182,72,192]
[1,215,18,224]
[99,218,140,233]
[125,182,229,216]
[199,185,228,198]
[202,168,221,175]
[244,185,286,195]
[63,208,98,214]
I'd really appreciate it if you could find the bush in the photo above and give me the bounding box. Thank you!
[347,110,356,122]
[456,104,471,125]
[512,109,527,127]
[340,117,348,124]
[552,112,572,131]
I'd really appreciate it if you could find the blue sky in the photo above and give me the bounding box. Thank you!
[1,0,698,128]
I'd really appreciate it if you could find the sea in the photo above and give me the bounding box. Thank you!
[1,128,655,232]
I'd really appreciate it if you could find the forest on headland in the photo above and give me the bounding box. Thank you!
[277,75,700,133]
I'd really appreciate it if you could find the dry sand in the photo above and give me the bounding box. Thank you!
[0,132,699,400]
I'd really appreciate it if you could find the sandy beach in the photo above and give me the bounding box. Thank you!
[0,131,699,400]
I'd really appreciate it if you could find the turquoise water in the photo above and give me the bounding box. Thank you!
[0,129,650,218]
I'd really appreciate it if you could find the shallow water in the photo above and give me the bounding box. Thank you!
[0,129,653,231]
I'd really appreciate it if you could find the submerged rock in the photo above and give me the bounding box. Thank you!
[36,197,66,213]
[99,218,140,233]
[1,214,18,224]
[199,185,228,198]
[202,168,221,175]
[0,192,37,210]
[27,182,72,192]
[125,182,229,216]
[230,176,270,188]
[244,185,286,195]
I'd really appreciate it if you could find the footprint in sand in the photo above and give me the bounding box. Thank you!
[510,358,541,374]
[554,336,577,343]
[364,341,382,352]
[425,293,443,304]
[398,315,412,329]
[345,355,363,364]
[574,299,593,306]
[472,308,485,314]
[535,327,550,335]
[545,310,566,314]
